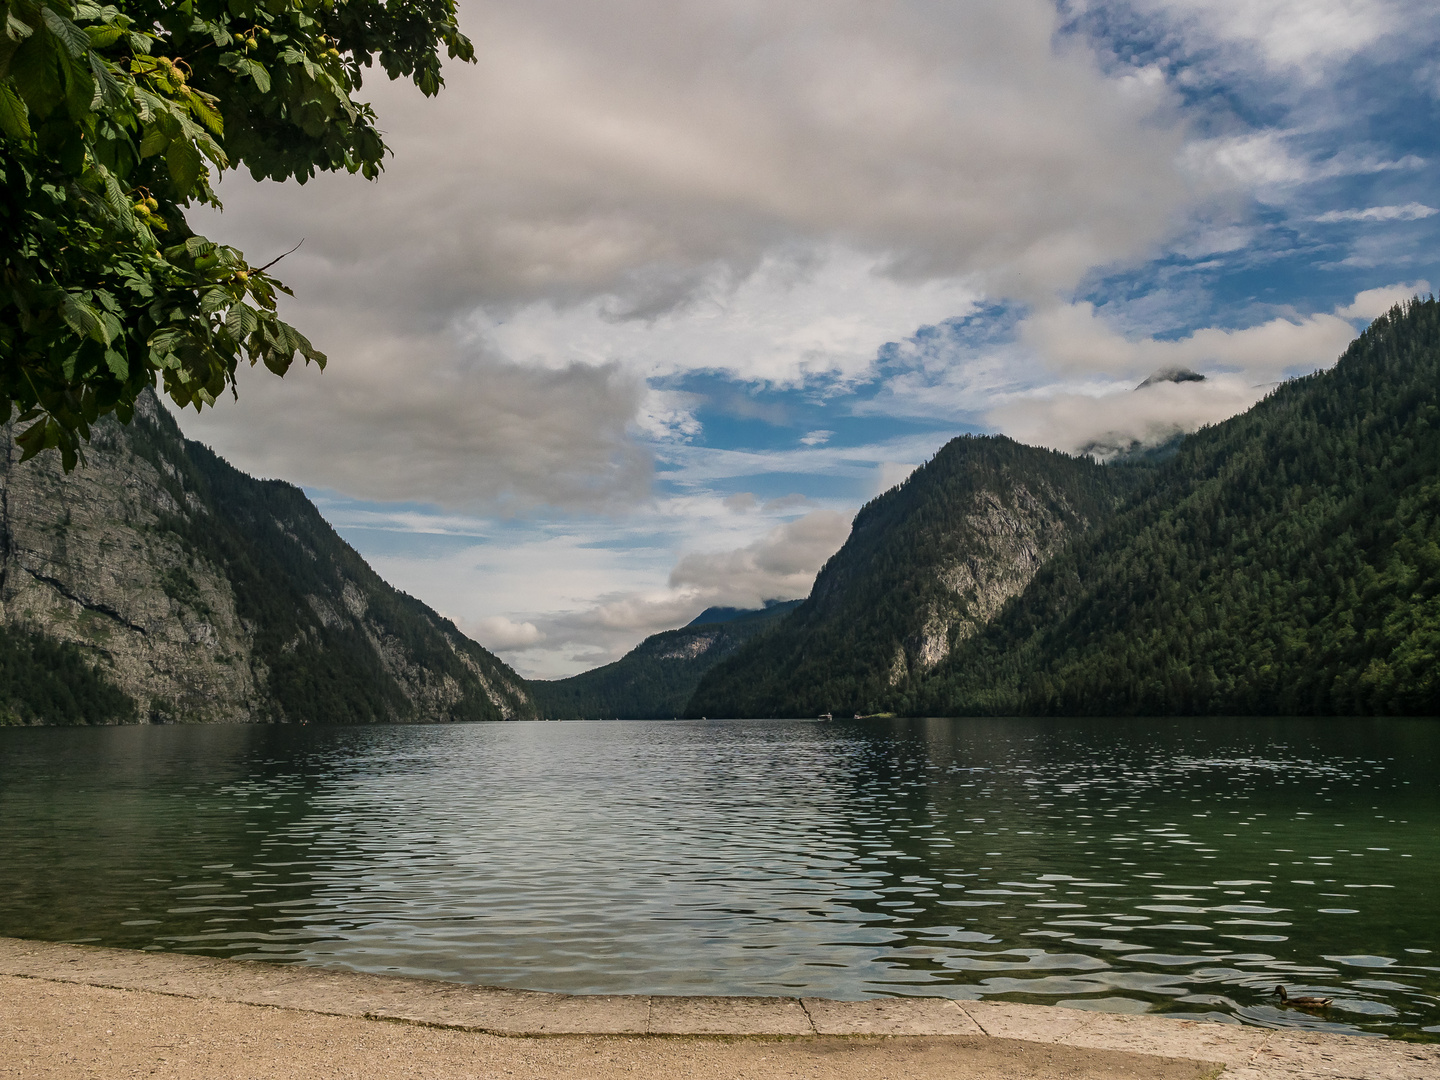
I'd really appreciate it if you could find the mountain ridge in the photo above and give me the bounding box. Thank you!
[0,393,536,725]
[687,437,1140,718]
[529,600,801,719]
[687,299,1440,718]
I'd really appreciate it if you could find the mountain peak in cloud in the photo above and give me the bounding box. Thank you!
[1136,366,1206,390]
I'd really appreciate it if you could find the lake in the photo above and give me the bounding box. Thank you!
[0,717,1436,1038]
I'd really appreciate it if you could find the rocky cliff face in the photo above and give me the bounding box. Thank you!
[686,436,1135,718]
[0,394,536,724]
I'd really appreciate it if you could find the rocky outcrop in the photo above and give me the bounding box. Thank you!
[0,394,536,724]
[687,435,1132,718]
[1,398,259,722]
[890,483,1080,683]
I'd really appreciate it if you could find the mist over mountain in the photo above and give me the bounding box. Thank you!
[690,300,1440,718]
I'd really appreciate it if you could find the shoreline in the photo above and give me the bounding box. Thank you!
[2,937,1437,1078]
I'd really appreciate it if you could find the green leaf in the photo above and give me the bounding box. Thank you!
[184,88,223,135]
[60,293,110,344]
[85,24,122,48]
[5,13,35,41]
[87,51,123,108]
[242,58,270,93]
[225,303,258,337]
[138,123,168,157]
[165,136,202,191]
[104,347,129,380]
[15,419,48,461]
[40,6,91,59]
[0,80,30,137]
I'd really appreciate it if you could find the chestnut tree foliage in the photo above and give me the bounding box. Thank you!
[0,0,473,468]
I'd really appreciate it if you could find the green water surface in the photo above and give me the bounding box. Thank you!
[0,717,1435,1037]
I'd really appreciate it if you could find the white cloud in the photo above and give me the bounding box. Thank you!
[1018,300,1358,381]
[516,508,852,676]
[1335,281,1433,318]
[1124,0,1408,75]
[349,489,859,677]
[466,248,983,388]
[986,285,1401,455]
[668,510,852,602]
[465,615,547,650]
[1315,203,1438,223]
[1183,132,1425,200]
[875,461,921,495]
[800,430,834,446]
[181,0,1202,510]
[991,373,1267,457]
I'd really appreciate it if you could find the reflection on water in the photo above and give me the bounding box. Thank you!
[0,717,1436,1037]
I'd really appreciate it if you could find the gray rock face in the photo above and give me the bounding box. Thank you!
[0,395,536,724]
[894,482,1080,682]
[1,401,259,723]
[686,435,1128,718]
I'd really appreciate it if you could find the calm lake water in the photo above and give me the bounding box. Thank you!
[0,718,1436,1037]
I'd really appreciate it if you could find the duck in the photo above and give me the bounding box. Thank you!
[1271,985,1334,1009]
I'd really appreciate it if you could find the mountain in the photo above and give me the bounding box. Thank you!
[916,298,1440,717]
[1136,366,1205,389]
[686,438,1139,718]
[689,298,1440,718]
[686,600,797,627]
[0,393,536,725]
[530,601,801,718]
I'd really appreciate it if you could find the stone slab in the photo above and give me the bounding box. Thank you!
[3,936,1436,1080]
[1060,1011,1273,1066]
[506,993,652,1034]
[1248,1030,1440,1080]
[802,996,982,1035]
[647,994,814,1035]
[957,1000,1095,1042]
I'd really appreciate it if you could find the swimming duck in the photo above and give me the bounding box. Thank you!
[1272,985,1334,1009]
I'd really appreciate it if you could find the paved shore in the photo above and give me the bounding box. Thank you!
[1,938,1435,1079]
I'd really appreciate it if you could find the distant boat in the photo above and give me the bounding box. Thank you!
[854,713,862,720]
[819,712,833,721]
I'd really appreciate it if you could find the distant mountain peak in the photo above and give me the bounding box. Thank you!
[1136,366,1205,390]
[687,599,801,627]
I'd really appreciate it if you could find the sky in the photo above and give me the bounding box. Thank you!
[180,0,1440,679]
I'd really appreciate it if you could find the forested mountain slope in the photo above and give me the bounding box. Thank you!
[915,298,1440,717]
[530,601,800,718]
[0,393,536,725]
[687,438,1136,718]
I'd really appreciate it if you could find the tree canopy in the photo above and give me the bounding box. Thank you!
[1,0,473,468]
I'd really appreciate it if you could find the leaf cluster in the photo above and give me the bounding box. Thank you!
[1,0,471,467]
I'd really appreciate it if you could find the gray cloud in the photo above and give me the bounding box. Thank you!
[669,510,852,601]
[207,0,1188,310]
[182,323,652,511]
[180,0,1203,510]
[497,508,853,673]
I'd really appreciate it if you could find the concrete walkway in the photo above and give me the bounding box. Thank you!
[1,938,1435,1079]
